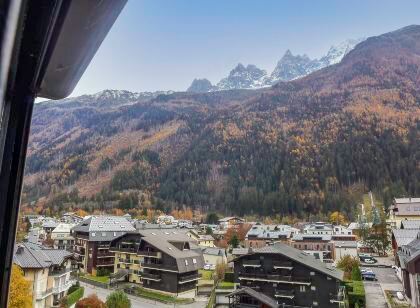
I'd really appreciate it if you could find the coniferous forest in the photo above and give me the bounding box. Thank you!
[22,26,420,220]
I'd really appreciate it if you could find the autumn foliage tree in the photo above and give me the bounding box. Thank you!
[75,295,106,308]
[8,265,32,308]
[329,211,347,225]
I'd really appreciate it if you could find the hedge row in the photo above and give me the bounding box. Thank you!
[66,286,84,307]
[346,281,365,308]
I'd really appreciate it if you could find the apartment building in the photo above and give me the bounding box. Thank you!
[229,243,344,308]
[245,224,297,248]
[397,234,420,307]
[71,216,135,275]
[303,222,333,235]
[110,229,204,298]
[388,198,420,229]
[219,217,245,230]
[13,242,74,308]
[51,223,75,250]
[291,234,334,262]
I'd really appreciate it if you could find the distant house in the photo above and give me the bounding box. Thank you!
[60,212,83,224]
[397,234,420,307]
[13,242,74,308]
[229,243,344,308]
[51,223,75,250]
[156,215,177,225]
[291,234,334,263]
[42,220,59,235]
[110,229,204,298]
[202,247,227,266]
[218,216,245,230]
[245,224,294,248]
[388,198,420,229]
[331,240,358,260]
[71,216,136,275]
[303,222,333,235]
[187,229,215,247]
[392,229,420,256]
[400,220,420,230]
[347,222,373,239]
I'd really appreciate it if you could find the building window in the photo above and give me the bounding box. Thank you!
[311,286,316,291]
[310,271,315,276]
[192,258,197,264]
[299,286,306,292]
[313,301,318,306]
[185,260,188,266]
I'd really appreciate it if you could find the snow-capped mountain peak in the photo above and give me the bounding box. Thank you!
[187,38,365,92]
[216,63,268,91]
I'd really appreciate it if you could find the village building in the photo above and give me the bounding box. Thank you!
[110,229,204,298]
[71,216,135,275]
[229,243,344,308]
[13,242,74,308]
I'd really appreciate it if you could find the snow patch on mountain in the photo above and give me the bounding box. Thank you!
[187,38,365,92]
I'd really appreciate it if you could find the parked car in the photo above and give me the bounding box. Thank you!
[363,258,377,264]
[362,272,377,281]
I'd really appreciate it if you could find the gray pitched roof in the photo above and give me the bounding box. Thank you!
[401,220,420,229]
[13,242,72,269]
[392,229,419,247]
[113,229,204,273]
[203,247,225,256]
[236,243,344,281]
[292,234,332,241]
[72,216,136,241]
[227,287,278,308]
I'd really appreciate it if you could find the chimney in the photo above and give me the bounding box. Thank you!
[16,245,24,254]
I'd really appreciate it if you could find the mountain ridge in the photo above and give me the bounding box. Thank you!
[22,25,420,218]
[187,38,365,92]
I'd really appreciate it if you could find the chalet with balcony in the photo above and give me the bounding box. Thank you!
[219,216,245,230]
[389,198,420,229]
[110,229,204,298]
[229,243,344,308]
[397,234,420,307]
[13,242,74,308]
[291,234,334,263]
[71,216,135,275]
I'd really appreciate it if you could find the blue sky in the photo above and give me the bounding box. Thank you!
[71,0,420,97]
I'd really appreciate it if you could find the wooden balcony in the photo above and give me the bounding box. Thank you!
[179,273,200,284]
[141,261,178,272]
[137,250,160,258]
[142,272,161,281]
[273,261,293,270]
[238,273,310,285]
[274,289,295,299]
[242,260,261,267]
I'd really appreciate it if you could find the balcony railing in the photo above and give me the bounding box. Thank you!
[274,289,295,299]
[53,280,75,294]
[141,261,178,272]
[50,267,72,276]
[35,288,53,299]
[238,273,310,285]
[242,260,261,267]
[179,273,200,283]
[142,272,161,281]
[97,252,115,258]
[273,261,293,270]
[137,250,159,257]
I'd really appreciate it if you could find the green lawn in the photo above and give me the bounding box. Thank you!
[135,287,192,304]
[82,274,109,283]
[199,269,213,280]
[218,281,235,289]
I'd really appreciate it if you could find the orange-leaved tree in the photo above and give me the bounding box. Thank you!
[8,265,32,308]
[75,294,106,308]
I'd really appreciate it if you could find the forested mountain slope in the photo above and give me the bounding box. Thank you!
[23,25,420,218]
